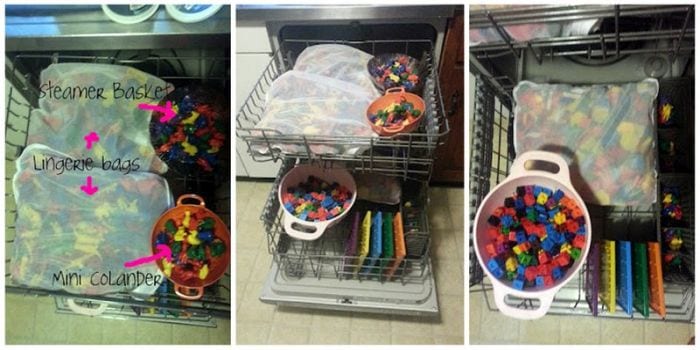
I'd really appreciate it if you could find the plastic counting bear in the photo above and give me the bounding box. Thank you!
[155,211,226,281]
[369,54,420,90]
[484,185,587,290]
[282,176,353,222]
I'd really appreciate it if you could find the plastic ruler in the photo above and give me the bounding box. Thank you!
[385,212,406,280]
[361,211,383,275]
[585,242,600,316]
[378,212,394,274]
[600,240,616,313]
[617,240,633,315]
[647,242,666,318]
[354,211,371,276]
[342,211,360,275]
[632,242,650,317]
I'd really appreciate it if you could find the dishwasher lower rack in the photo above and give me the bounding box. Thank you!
[256,159,438,315]
[236,39,449,182]
[5,52,231,325]
[468,74,695,321]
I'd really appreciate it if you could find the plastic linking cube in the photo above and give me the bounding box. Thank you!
[483,184,587,290]
[282,176,353,222]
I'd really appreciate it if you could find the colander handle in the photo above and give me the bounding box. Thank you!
[177,194,206,207]
[510,151,571,185]
[284,216,329,241]
[174,285,204,300]
[492,283,559,320]
[385,87,406,96]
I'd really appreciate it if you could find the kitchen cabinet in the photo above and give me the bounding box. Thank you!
[235,21,280,178]
[433,12,464,184]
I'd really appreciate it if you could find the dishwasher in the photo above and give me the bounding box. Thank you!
[236,5,455,315]
[5,5,231,327]
[469,5,694,323]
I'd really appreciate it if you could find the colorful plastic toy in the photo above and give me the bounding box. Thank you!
[282,175,353,223]
[156,209,224,280]
[661,186,683,223]
[368,99,422,128]
[368,53,421,92]
[658,96,675,127]
[150,88,227,172]
[484,184,587,290]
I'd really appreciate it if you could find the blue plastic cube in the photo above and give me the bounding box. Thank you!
[284,203,295,212]
[516,231,527,244]
[321,196,334,208]
[501,215,514,228]
[542,187,553,197]
[487,258,501,272]
[515,198,525,210]
[533,186,543,196]
[492,267,504,279]
[556,233,567,244]
[552,189,565,202]
[552,267,562,280]
[542,238,555,252]
[536,276,545,287]
[513,279,525,290]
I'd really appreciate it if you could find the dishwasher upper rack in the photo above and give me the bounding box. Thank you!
[470,4,694,95]
[258,158,432,285]
[5,52,231,325]
[236,39,449,182]
[468,74,695,321]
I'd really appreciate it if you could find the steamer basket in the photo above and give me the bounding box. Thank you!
[278,165,357,241]
[473,151,592,319]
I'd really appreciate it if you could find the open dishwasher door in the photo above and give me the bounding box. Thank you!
[257,162,439,316]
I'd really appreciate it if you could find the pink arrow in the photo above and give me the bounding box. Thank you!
[83,131,100,150]
[80,176,99,196]
[138,100,177,123]
[124,244,172,268]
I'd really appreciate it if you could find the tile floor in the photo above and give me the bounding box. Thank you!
[469,289,694,345]
[5,293,229,344]
[236,180,464,345]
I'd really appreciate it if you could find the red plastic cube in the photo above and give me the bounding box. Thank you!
[557,252,571,267]
[544,275,554,287]
[525,266,537,282]
[566,220,579,234]
[524,193,536,206]
[486,243,497,257]
[488,227,500,239]
[572,235,586,249]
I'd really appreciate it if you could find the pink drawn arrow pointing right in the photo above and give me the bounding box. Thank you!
[138,100,176,123]
[124,244,172,268]
[80,176,99,196]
